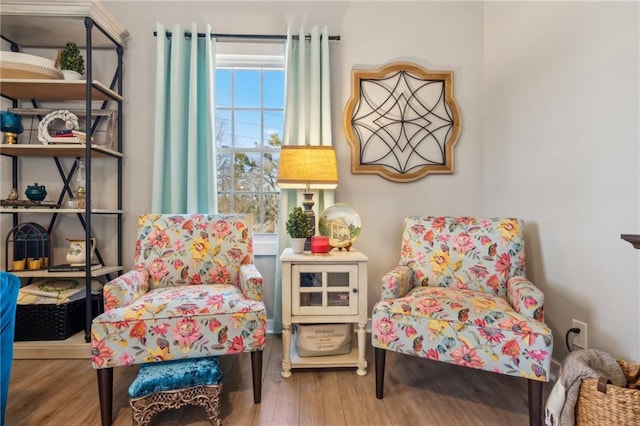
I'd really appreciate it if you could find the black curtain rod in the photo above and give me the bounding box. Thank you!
[152,31,340,41]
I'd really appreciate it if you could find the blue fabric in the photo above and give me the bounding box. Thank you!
[128,357,223,398]
[152,23,217,214]
[1,272,20,426]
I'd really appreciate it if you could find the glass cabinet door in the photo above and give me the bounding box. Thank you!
[292,264,358,315]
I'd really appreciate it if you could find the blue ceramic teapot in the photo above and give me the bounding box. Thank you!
[25,183,47,201]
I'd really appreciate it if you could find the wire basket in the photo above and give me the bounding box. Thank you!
[15,299,85,341]
[575,359,640,425]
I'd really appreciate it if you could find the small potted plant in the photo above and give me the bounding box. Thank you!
[286,206,312,253]
[58,42,85,80]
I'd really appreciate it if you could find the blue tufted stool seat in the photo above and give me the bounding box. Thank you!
[128,357,223,426]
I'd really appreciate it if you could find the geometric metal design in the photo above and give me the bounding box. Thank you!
[343,62,462,182]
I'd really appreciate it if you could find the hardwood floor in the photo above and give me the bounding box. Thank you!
[6,335,545,425]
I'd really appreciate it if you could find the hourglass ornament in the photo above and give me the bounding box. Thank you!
[1,111,24,144]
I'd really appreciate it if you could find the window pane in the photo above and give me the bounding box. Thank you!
[217,194,231,214]
[262,151,279,191]
[233,152,261,191]
[216,109,232,148]
[262,193,280,233]
[216,153,233,191]
[215,69,231,108]
[234,70,261,108]
[234,110,261,147]
[264,111,283,145]
[234,194,260,227]
[264,70,284,108]
[215,64,283,233]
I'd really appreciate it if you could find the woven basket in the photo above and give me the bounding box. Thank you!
[575,359,640,425]
[14,298,85,341]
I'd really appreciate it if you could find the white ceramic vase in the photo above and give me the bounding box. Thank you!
[62,70,83,80]
[290,238,306,254]
[66,237,96,264]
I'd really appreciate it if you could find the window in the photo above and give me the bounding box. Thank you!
[215,44,285,234]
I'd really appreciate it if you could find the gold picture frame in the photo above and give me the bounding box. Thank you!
[343,62,462,182]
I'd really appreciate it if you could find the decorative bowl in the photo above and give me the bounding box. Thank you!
[0,51,63,80]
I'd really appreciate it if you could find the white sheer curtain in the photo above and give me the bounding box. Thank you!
[152,23,216,214]
[273,26,334,332]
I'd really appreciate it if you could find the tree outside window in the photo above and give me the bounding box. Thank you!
[215,67,284,233]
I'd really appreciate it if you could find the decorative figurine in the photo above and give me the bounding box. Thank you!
[7,187,19,200]
[25,183,47,202]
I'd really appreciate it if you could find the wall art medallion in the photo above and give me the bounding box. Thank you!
[343,62,462,182]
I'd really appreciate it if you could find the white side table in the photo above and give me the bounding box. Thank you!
[280,248,368,378]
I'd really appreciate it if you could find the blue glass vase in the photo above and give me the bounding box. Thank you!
[1,111,24,144]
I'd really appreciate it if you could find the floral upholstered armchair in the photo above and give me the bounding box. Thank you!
[91,214,267,425]
[372,216,553,426]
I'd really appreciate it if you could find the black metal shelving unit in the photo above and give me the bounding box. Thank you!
[1,1,128,344]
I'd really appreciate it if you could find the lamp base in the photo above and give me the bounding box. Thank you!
[302,192,315,251]
[4,132,17,144]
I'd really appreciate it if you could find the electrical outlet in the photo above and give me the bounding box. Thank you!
[572,319,588,349]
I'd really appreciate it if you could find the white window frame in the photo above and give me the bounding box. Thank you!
[216,42,285,256]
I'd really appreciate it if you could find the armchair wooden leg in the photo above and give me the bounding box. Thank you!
[251,351,263,404]
[97,368,113,426]
[375,347,386,399]
[528,379,543,426]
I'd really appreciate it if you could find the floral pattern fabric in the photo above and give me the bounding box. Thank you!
[372,216,552,382]
[91,214,267,369]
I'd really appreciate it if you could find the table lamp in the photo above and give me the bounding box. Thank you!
[277,145,338,249]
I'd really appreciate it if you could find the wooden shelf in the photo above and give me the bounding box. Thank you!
[0,143,122,158]
[621,234,640,249]
[8,266,123,278]
[0,79,122,102]
[289,334,361,369]
[14,331,90,359]
[0,207,123,214]
[0,0,128,48]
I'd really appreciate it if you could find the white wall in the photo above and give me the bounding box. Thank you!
[104,0,639,360]
[4,1,635,362]
[102,0,486,329]
[483,1,640,361]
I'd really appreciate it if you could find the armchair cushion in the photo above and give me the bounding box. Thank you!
[372,285,552,380]
[134,214,260,297]
[92,284,266,368]
[399,216,526,297]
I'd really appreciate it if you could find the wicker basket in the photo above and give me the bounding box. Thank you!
[575,359,640,425]
[14,298,85,341]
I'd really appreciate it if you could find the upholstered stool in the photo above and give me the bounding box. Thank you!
[128,357,223,426]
